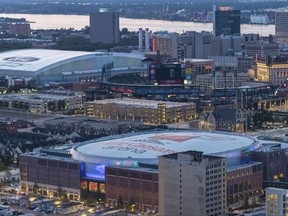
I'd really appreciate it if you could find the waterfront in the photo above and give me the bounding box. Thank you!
[0,13,274,36]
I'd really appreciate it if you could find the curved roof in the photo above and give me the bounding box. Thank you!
[70,131,260,165]
[0,49,144,73]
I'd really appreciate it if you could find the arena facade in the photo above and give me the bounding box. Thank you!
[19,130,261,201]
[70,131,260,181]
[0,49,145,86]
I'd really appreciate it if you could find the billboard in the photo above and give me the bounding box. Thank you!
[152,63,185,85]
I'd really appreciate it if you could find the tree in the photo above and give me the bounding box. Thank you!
[57,100,66,110]
[24,102,30,111]
[117,195,123,209]
[0,161,6,172]
[12,101,18,109]
[18,101,24,110]
[3,101,8,108]
[47,101,56,112]
[243,193,249,209]
[82,26,90,34]
[57,186,68,201]
[121,28,129,35]
[5,170,11,182]
[85,197,97,207]
[252,108,274,128]
[33,183,40,194]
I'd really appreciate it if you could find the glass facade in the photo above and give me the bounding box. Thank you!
[215,10,240,36]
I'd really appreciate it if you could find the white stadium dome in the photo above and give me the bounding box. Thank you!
[70,131,260,180]
[0,49,145,86]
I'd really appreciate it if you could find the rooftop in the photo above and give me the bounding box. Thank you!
[88,98,192,108]
[0,49,92,72]
[254,143,282,152]
[71,131,259,161]
[0,93,78,101]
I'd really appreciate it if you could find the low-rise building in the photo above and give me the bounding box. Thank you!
[196,72,251,93]
[19,151,82,201]
[105,166,158,213]
[0,91,83,113]
[227,162,263,205]
[251,143,286,181]
[86,99,196,124]
[257,57,288,85]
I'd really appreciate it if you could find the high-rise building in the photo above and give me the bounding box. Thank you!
[159,151,226,216]
[153,31,213,60]
[90,9,120,44]
[266,187,288,216]
[213,6,240,36]
[275,11,288,45]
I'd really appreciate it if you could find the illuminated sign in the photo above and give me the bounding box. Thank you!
[185,68,192,74]
[219,7,231,11]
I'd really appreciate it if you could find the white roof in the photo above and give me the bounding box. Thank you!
[0,49,144,73]
[0,49,93,72]
[71,131,259,163]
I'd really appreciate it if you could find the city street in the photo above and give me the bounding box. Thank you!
[0,109,66,125]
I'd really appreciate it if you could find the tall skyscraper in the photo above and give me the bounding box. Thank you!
[90,9,120,44]
[159,151,226,216]
[275,11,288,45]
[213,6,240,36]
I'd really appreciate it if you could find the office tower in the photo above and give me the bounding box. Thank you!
[213,6,240,36]
[159,151,226,216]
[275,11,288,45]
[266,187,288,216]
[90,9,120,44]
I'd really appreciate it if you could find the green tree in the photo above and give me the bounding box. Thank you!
[0,161,6,171]
[5,170,11,182]
[243,193,249,209]
[117,195,123,209]
[24,102,29,111]
[57,186,68,201]
[85,197,97,207]
[47,101,56,111]
[3,101,8,108]
[12,100,18,109]
[18,101,24,110]
[33,183,40,194]
[57,100,66,110]
[252,109,274,128]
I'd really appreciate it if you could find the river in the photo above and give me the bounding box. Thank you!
[0,13,274,36]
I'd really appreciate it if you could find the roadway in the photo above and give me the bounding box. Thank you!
[0,109,66,125]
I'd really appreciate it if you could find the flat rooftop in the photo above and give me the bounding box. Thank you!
[88,98,192,108]
[0,93,77,101]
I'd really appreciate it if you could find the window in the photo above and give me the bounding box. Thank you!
[81,181,88,190]
[89,182,98,192]
[99,183,105,193]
